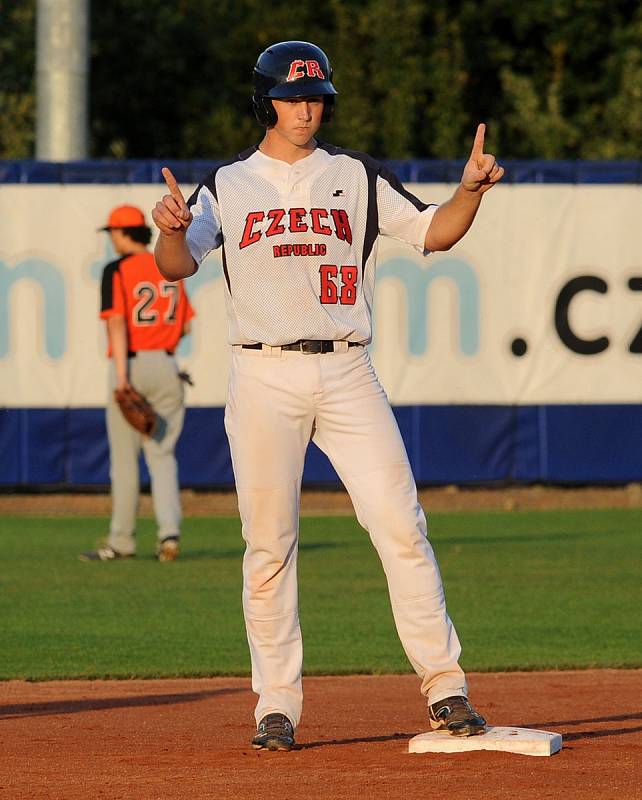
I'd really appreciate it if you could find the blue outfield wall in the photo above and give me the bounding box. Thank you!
[2,405,642,488]
[3,158,642,185]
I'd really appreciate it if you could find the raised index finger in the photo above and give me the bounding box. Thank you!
[470,123,486,164]
[161,167,186,205]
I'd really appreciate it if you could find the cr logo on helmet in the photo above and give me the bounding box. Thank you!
[286,60,325,82]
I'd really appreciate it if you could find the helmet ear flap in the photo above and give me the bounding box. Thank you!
[263,97,278,127]
[252,94,278,127]
[322,66,335,123]
[251,94,264,125]
[321,95,335,123]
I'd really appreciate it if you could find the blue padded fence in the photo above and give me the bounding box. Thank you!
[2,405,642,488]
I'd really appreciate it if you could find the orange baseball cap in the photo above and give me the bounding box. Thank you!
[99,205,147,230]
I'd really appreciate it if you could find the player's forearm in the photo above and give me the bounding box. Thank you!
[424,185,483,252]
[155,233,198,281]
[107,316,129,387]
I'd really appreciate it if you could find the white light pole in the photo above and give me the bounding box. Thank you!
[36,0,89,160]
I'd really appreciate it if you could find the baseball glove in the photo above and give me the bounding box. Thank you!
[114,386,157,436]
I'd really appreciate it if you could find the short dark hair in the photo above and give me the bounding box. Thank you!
[120,225,152,245]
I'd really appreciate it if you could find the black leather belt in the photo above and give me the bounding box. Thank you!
[241,340,362,354]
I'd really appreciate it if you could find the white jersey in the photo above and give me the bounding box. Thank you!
[186,141,437,346]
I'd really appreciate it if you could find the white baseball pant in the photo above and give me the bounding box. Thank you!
[225,344,467,727]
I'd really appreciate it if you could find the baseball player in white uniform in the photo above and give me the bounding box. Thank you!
[152,41,504,751]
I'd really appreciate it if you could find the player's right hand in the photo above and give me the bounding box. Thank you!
[460,124,504,194]
[152,167,193,235]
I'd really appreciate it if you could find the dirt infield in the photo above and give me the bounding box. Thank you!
[2,670,640,800]
[3,483,642,516]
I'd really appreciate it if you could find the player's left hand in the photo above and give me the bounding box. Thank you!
[460,124,504,194]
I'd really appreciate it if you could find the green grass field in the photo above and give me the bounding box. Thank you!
[1,509,640,680]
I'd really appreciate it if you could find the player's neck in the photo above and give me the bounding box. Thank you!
[116,242,148,256]
[259,130,317,165]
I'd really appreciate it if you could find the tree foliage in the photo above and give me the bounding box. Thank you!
[0,0,36,158]
[1,0,641,160]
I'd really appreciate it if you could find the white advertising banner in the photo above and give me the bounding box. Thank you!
[1,183,641,407]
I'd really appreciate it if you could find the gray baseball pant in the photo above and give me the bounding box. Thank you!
[106,351,184,555]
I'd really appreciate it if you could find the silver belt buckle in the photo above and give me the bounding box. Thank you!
[300,340,324,354]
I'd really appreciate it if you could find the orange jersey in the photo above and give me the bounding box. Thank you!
[100,251,195,354]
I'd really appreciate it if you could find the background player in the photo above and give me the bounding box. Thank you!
[80,205,194,563]
[151,41,504,749]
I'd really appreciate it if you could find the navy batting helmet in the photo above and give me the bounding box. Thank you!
[252,41,337,126]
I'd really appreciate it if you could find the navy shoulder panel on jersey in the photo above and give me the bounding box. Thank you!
[377,163,429,212]
[317,141,428,212]
[187,145,258,207]
[317,141,379,270]
[317,140,378,167]
[100,257,126,312]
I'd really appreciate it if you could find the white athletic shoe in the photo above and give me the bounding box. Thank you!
[79,545,135,562]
